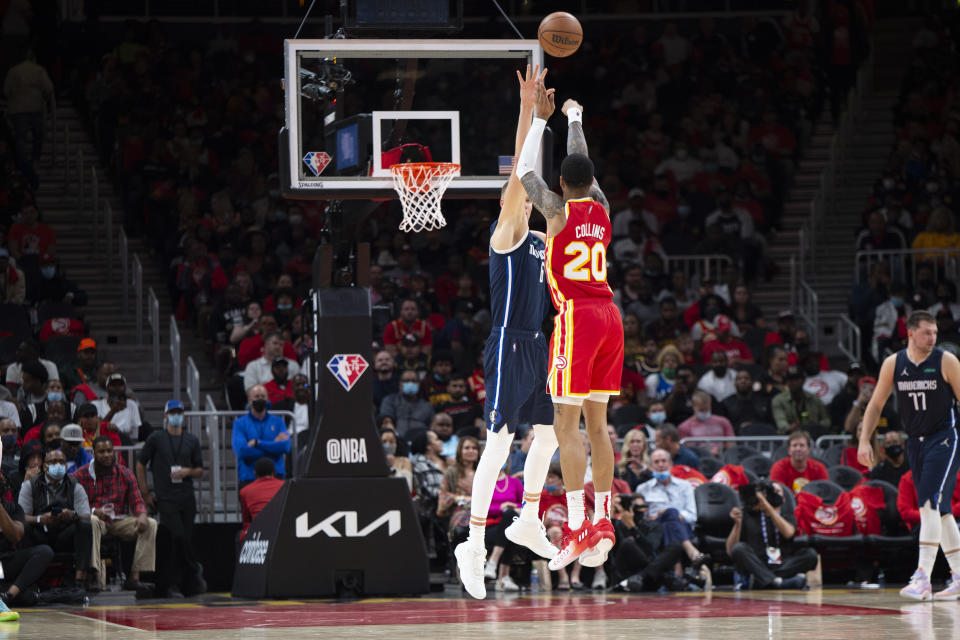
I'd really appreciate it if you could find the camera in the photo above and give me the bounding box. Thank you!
[738,481,783,510]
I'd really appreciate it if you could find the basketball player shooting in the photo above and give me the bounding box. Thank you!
[516,81,623,571]
[454,65,562,600]
[858,310,960,600]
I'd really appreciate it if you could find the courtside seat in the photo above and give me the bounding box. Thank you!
[820,444,845,467]
[694,482,740,561]
[741,454,772,479]
[699,456,723,479]
[828,465,864,491]
[793,480,864,552]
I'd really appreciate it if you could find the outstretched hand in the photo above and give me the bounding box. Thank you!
[534,81,556,120]
[560,99,583,116]
[517,64,548,109]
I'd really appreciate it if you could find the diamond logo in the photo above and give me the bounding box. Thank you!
[303,151,332,177]
[326,354,369,392]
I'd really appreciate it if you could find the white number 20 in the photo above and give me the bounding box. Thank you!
[563,241,607,282]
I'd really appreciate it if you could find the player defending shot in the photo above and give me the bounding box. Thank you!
[516,81,623,571]
[454,65,561,600]
[859,310,960,600]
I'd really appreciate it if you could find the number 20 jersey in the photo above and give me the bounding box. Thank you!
[544,198,614,309]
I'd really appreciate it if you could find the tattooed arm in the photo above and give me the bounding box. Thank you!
[520,172,565,221]
[561,100,611,215]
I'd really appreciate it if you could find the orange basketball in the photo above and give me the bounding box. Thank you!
[537,12,582,58]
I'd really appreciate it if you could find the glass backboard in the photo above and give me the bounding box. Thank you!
[282,39,545,199]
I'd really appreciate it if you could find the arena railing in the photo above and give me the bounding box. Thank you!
[794,42,873,341]
[679,435,787,458]
[147,287,160,381]
[132,254,143,345]
[170,315,182,403]
[796,279,820,352]
[119,229,129,312]
[184,407,298,523]
[663,254,733,285]
[854,247,959,285]
[185,356,200,410]
[837,314,862,363]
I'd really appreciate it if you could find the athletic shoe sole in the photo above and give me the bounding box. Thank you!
[578,538,613,568]
[900,589,932,601]
[504,520,559,560]
[934,590,960,601]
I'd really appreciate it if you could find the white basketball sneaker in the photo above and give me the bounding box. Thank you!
[901,568,932,601]
[505,517,558,559]
[934,572,960,600]
[455,542,488,600]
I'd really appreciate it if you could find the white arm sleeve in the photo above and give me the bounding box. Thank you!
[516,117,546,178]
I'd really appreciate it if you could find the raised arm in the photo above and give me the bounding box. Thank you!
[561,99,610,214]
[518,82,565,233]
[492,65,545,252]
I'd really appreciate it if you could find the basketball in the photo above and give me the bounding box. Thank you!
[537,12,582,58]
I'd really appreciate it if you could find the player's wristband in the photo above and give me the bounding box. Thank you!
[566,108,583,125]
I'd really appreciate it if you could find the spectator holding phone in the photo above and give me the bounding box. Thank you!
[92,374,142,443]
[19,448,95,590]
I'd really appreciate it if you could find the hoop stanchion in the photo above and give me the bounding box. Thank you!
[390,162,460,232]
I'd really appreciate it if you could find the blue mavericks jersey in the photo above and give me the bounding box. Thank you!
[488,221,551,331]
[894,348,958,438]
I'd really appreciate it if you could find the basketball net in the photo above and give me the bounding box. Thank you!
[390,162,460,233]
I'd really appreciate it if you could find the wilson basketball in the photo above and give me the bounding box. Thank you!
[538,12,582,58]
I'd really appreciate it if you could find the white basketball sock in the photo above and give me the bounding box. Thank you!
[567,490,586,530]
[940,513,960,575]
[593,491,611,523]
[918,503,943,576]
[520,424,558,523]
[467,426,514,546]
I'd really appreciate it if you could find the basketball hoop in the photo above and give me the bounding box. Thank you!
[390,162,460,233]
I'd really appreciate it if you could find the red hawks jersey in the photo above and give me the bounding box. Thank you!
[795,491,856,537]
[545,198,613,310]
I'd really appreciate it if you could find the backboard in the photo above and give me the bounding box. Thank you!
[281,39,545,200]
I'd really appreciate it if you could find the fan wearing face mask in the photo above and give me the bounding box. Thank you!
[725,481,817,590]
[868,430,910,488]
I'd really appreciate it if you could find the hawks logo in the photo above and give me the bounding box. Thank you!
[326,354,369,391]
[792,478,810,494]
[814,506,838,525]
[553,355,568,371]
[51,317,71,336]
[851,497,866,519]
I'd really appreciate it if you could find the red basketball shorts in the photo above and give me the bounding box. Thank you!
[548,297,624,405]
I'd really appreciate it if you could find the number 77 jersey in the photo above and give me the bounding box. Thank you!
[544,197,623,403]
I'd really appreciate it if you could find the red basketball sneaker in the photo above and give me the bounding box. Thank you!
[579,518,616,567]
[548,520,601,571]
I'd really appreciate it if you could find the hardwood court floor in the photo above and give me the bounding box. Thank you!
[3,588,959,639]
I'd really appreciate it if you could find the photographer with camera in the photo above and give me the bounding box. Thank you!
[611,493,703,592]
[726,481,817,589]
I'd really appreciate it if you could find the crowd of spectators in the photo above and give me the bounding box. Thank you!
[849,14,960,369]
[4,0,925,594]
